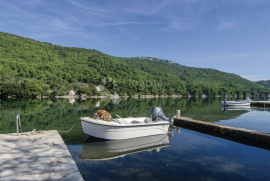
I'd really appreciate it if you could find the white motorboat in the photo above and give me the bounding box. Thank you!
[80,107,172,140]
[79,134,170,160]
[221,99,252,106]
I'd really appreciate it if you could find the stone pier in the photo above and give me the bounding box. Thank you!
[174,117,270,150]
[251,101,270,107]
[0,130,83,181]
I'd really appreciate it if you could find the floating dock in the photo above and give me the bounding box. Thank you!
[174,117,270,150]
[0,130,83,181]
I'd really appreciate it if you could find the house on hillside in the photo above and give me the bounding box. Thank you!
[69,90,75,95]
[95,86,101,92]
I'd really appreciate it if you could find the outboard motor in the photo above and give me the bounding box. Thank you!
[150,107,171,122]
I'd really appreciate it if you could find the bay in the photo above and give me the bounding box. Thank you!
[0,97,270,180]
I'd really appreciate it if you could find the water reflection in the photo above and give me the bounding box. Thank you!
[95,101,100,107]
[2,98,270,180]
[222,106,252,112]
[79,134,170,160]
[69,98,76,104]
[0,97,269,137]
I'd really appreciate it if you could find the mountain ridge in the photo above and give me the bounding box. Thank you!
[255,80,270,88]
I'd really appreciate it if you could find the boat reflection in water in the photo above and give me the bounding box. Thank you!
[80,134,170,160]
[222,106,252,112]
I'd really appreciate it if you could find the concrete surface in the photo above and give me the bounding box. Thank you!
[0,130,83,181]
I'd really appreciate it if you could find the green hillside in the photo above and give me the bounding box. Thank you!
[0,32,269,97]
[255,80,270,88]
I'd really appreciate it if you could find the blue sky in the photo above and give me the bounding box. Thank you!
[1,0,270,81]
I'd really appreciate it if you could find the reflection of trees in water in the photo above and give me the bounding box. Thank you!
[178,98,251,122]
[0,97,250,144]
[0,98,90,144]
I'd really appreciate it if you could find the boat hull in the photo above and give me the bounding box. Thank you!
[80,118,170,140]
[221,102,251,106]
[221,100,252,106]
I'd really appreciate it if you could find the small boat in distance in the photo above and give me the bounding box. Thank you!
[264,94,270,99]
[221,99,252,106]
[79,107,172,140]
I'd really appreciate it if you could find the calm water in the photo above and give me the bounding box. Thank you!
[217,108,270,133]
[1,97,270,180]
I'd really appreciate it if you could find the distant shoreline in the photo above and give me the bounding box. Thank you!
[32,94,245,99]
[5,94,252,99]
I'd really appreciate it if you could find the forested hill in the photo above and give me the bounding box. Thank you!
[0,32,268,97]
[255,80,270,88]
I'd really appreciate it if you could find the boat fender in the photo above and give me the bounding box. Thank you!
[152,148,162,153]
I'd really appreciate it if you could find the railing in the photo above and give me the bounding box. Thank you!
[16,113,22,136]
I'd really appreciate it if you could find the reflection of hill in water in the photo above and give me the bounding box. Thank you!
[79,134,170,160]
[0,98,91,144]
[0,97,251,144]
[188,107,252,122]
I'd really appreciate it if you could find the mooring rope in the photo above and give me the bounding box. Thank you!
[17,124,76,136]
[20,129,44,136]
[57,124,76,133]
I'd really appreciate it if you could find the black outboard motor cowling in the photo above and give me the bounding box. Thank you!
[150,107,170,122]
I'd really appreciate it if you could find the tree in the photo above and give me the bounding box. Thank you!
[22,79,42,96]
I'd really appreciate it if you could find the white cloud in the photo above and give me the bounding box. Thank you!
[241,75,269,81]
[20,0,44,8]
[217,22,235,30]
[1,0,270,50]
[189,52,269,63]
[65,0,118,17]
[67,0,197,31]
[99,21,169,26]
[246,0,270,7]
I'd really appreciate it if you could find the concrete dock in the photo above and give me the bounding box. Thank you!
[174,117,270,150]
[0,130,83,181]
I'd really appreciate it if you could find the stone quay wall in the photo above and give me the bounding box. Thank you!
[251,101,270,107]
[174,117,270,145]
